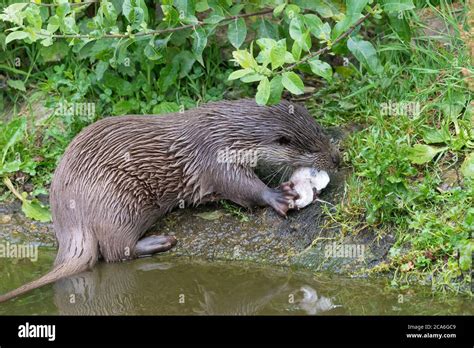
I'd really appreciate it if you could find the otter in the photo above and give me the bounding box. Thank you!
[0,98,340,303]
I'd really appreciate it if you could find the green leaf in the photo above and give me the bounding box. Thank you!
[422,128,449,144]
[174,0,196,17]
[308,58,333,82]
[273,3,286,17]
[95,61,109,80]
[292,41,302,61]
[180,14,199,24]
[303,14,323,37]
[461,152,474,179]
[47,15,60,33]
[289,15,305,43]
[270,45,286,70]
[381,0,415,13]
[228,68,253,80]
[161,4,179,25]
[331,0,367,39]
[268,75,284,105]
[257,18,278,40]
[284,51,296,64]
[458,240,473,271]
[203,14,225,24]
[255,77,270,105]
[192,27,207,66]
[196,0,209,12]
[113,99,140,115]
[228,18,247,49]
[7,79,26,92]
[256,38,277,51]
[61,15,77,34]
[5,31,28,44]
[0,3,28,26]
[158,63,179,92]
[39,41,68,63]
[22,199,52,222]
[152,101,180,115]
[284,4,301,20]
[0,160,21,175]
[144,43,162,61]
[331,0,367,40]
[347,0,368,15]
[387,12,411,42]
[122,0,147,27]
[240,73,264,83]
[293,0,338,18]
[174,50,196,78]
[332,13,362,40]
[232,50,257,69]
[103,72,134,96]
[122,0,133,18]
[407,144,448,164]
[101,0,118,24]
[24,6,42,30]
[56,3,71,18]
[347,38,383,75]
[1,117,25,164]
[282,72,304,95]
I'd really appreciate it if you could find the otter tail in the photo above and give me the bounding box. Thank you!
[0,232,98,303]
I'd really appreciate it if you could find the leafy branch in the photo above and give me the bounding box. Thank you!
[229,5,382,105]
[284,11,372,72]
[28,7,274,39]
[1,0,413,108]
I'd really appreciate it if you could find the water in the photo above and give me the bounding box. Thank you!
[0,248,472,315]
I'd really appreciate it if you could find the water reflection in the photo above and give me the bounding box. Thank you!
[298,286,341,315]
[0,254,472,315]
[52,259,340,315]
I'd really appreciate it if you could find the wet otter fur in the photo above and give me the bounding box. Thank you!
[0,98,340,302]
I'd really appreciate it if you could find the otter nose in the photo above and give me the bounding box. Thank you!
[331,151,341,167]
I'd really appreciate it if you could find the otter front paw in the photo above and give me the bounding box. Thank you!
[263,182,300,217]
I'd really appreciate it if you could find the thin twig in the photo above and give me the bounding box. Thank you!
[35,8,274,39]
[32,0,98,7]
[3,177,25,202]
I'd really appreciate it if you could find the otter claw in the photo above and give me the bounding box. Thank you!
[263,181,299,217]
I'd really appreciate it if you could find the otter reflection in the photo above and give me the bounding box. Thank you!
[52,259,338,315]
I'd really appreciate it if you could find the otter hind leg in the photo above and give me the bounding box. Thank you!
[135,235,177,258]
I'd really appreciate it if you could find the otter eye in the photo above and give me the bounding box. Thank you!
[276,136,291,145]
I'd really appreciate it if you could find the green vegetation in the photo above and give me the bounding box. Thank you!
[0,0,472,293]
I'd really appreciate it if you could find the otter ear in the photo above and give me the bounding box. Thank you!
[276,136,291,145]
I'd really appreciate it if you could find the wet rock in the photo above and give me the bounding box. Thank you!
[0,214,12,224]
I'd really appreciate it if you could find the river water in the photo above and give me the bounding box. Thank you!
[0,248,472,315]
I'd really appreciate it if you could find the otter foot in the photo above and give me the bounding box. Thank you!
[135,235,177,257]
[263,181,299,217]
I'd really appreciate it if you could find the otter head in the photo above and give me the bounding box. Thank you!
[255,101,341,172]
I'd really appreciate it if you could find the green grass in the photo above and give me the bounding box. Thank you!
[307,2,473,294]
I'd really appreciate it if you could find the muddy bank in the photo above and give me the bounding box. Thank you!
[0,179,394,275]
[155,166,394,273]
